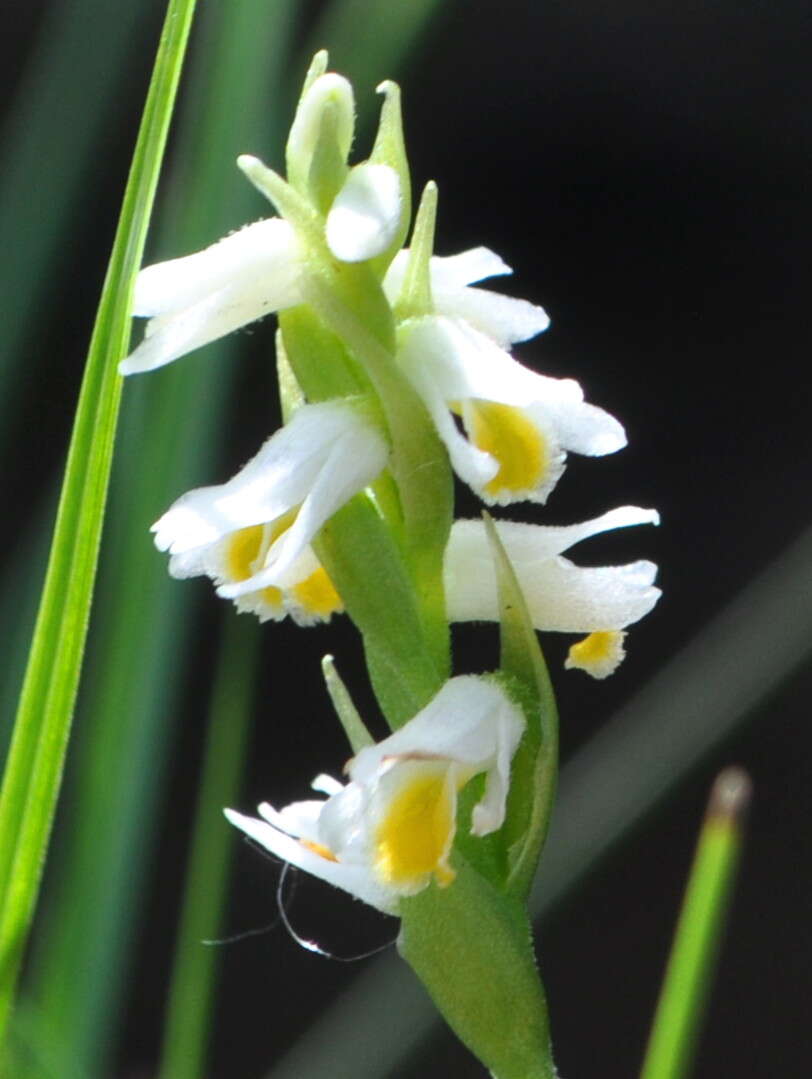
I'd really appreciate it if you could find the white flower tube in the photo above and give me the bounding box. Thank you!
[152,399,389,618]
[445,507,661,677]
[225,676,525,914]
[396,315,626,505]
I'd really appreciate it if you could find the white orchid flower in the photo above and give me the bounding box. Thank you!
[444,506,661,678]
[152,399,388,618]
[395,316,624,506]
[385,247,625,505]
[225,676,525,914]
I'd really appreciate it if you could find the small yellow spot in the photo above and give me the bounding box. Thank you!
[225,525,265,581]
[373,765,456,889]
[565,630,627,679]
[469,401,548,497]
[261,585,284,609]
[301,839,338,862]
[291,567,344,620]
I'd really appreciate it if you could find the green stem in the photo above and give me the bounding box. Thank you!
[0,0,198,1036]
[158,614,258,1079]
[640,768,751,1079]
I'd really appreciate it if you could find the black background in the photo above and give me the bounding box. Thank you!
[3,1,811,1076]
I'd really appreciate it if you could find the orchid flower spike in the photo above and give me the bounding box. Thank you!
[445,507,662,677]
[386,245,626,506]
[152,399,388,622]
[225,675,525,914]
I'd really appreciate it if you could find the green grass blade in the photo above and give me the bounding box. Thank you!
[0,0,198,1035]
[640,769,751,1079]
[19,3,299,1073]
[158,613,259,1079]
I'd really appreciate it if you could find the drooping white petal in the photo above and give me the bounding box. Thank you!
[224,808,398,913]
[153,400,383,564]
[444,511,661,632]
[326,163,401,262]
[218,406,388,596]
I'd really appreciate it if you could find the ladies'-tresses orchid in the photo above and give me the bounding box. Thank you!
[385,247,626,506]
[445,506,662,678]
[152,399,388,623]
[225,676,525,914]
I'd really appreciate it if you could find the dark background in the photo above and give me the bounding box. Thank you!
[3,1,811,1076]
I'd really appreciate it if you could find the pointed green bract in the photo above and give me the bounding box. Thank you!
[483,513,559,901]
[321,655,375,753]
[367,81,411,276]
[394,180,437,321]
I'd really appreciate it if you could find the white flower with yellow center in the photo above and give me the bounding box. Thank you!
[385,248,625,505]
[152,399,388,621]
[225,676,525,914]
[444,506,661,677]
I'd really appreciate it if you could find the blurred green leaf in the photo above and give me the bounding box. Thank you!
[158,613,259,1079]
[0,0,199,1038]
[20,2,298,1074]
[640,768,750,1079]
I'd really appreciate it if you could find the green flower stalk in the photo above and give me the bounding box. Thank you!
[121,51,662,1077]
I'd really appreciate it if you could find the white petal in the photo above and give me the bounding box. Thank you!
[218,406,388,596]
[383,245,512,305]
[540,397,627,456]
[399,316,582,409]
[326,163,401,262]
[402,359,498,491]
[349,675,524,837]
[132,219,297,317]
[153,401,368,555]
[259,798,325,842]
[445,511,661,631]
[224,808,398,913]
[433,285,549,347]
[447,507,659,567]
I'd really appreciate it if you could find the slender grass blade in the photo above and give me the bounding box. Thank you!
[0,0,199,1036]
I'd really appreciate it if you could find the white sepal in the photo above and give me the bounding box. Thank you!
[384,245,549,347]
[121,220,302,375]
[445,509,661,635]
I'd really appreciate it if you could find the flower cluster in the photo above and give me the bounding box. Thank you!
[123,54,661,913]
